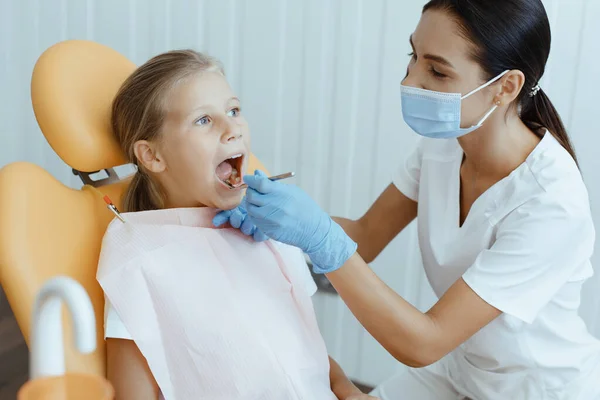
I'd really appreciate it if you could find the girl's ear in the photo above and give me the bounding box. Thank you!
[133,140,167,173]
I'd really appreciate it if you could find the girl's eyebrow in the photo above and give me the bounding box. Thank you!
[188,96,241,116]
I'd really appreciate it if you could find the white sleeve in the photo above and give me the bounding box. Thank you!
[462,192,595,323]
[103,296,133,340]
[392,138,424,202]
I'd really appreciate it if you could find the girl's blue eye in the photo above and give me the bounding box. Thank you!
[196,116,210,125]
[227,107,240,117]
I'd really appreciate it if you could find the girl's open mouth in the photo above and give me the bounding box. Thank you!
[215,153,245,189]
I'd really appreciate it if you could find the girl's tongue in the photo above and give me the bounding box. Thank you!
[216,161,233,181]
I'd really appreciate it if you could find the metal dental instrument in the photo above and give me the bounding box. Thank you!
[225,171,296,189]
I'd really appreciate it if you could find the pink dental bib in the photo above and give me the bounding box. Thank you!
[96,207,335,400]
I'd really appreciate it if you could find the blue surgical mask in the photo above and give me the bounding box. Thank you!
[400,70,509,139]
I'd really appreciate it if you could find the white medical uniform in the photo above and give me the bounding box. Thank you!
[371,131,600,400]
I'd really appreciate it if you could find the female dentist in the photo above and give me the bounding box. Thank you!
[215,0,600,398]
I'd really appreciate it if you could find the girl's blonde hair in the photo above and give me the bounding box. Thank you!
[111,50,224,212]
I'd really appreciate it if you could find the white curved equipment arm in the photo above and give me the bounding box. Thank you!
[29,276,96,379]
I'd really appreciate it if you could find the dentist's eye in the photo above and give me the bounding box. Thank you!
[429,66,447,79]
[227,107,241,117]
[195,115,211,125]
[408,52,416,60]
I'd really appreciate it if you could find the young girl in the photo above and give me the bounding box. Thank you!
[96,50,374,400]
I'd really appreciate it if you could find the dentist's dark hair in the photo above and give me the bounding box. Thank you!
[423,0,578,167]
[111,49,224,212]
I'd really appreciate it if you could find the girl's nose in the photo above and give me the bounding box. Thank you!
[222,120,242,143]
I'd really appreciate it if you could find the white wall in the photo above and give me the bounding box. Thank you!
[1,0,599,387]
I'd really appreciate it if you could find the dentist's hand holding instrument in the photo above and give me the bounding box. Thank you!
[213,171,296,242]
[237,170,357,274]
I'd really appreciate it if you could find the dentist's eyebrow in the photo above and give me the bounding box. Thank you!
[409,35,455,69]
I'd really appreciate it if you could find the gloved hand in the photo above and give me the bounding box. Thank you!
[212,197,269,242]
[243,170,357,274]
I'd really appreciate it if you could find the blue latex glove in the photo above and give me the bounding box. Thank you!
[212,197,269,242]
[243,170,357,274]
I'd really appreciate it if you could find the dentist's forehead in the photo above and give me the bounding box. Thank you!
[412,9,475,70]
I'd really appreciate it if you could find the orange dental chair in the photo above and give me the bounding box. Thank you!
[0,40,269,378]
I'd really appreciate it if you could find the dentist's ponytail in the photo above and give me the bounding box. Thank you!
[423,0,578,167]
[521,87,577,166]
[111,50,224,212]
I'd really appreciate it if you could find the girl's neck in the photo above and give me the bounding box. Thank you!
[163,193,207,209]
[458,111,541,180]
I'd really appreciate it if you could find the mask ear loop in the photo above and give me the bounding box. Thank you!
[474,100,501,126]
[461,70,510,127]
[460,70,510,100]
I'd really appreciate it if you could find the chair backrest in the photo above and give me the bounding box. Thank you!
[0,40,268,377]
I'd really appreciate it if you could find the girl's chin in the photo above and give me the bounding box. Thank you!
[213,194,244,211]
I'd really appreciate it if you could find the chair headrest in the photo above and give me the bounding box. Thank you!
[31,40,136,172]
